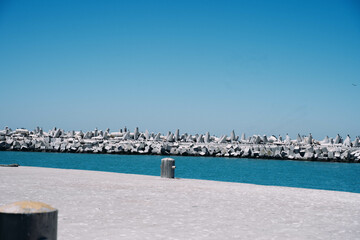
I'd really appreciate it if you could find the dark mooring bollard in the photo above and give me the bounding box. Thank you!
[161,158,175,178]
[0,201,58,240]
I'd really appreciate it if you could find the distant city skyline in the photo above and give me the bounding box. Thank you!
[0,0,359,140]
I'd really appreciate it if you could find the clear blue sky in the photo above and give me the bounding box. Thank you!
[0,0,359,139]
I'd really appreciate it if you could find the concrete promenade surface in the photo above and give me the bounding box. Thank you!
[1,167,360,240]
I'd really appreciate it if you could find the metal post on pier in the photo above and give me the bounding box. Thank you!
[0,201,58,240]
[161,158,176,178]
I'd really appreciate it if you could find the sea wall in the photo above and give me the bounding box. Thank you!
[1,127,359,162]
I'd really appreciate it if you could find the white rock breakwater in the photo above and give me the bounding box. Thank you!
[1,126,360,162]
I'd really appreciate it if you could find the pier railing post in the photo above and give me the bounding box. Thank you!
[0,201,58,240]
[161,158,175,178]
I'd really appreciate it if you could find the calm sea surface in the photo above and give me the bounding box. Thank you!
[1,151,359,193]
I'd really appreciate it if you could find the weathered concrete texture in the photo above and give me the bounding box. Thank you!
[0,167,359,240]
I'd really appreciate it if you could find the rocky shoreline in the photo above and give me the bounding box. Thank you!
[1,126,359,162]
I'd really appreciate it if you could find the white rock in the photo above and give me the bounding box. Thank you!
[174,129,180,141]
[167,133,174,142]
[241,133,246,141]
[218,135,227,144]
[110,132,123,138]
[297,134,302,143]
[353,137,359,147]
[334,134,342,144]
[144,130,149,140]
[230,130,236,142]
[197,134,204,143]
[53,129,61,138]
[268,135,277,143]
[343,135,351,147]
[123,131,130,140]
[284,134,291,145]
[15,129,29,135]
[321,136,330,144]
[154,133,161,141]
[204,132,210,143]
[134,127,139,140]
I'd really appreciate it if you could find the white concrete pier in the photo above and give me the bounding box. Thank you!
[0,166,359,240]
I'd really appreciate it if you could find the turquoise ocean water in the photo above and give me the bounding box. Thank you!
[1,151,359,193]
